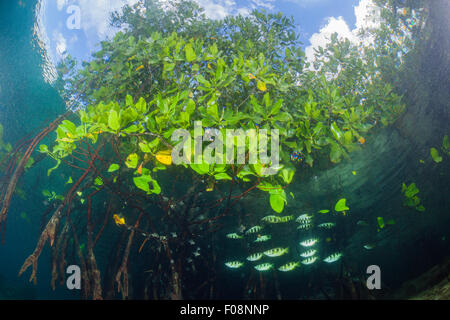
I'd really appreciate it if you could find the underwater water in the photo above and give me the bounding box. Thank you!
[0,0,448,301]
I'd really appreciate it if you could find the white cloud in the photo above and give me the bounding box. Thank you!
[195,0,236,20]
[355,0,380,31]
[76,0,140,40]
[53,30,67,58]
[284,0,330,7]
[305,16,356,63]
[305,0,381,64]
[251,0,275,10]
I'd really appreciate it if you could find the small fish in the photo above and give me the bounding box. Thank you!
[318,222,336,229]
[254,235,271,243]
[323,252,343,263]
[264,247,289,258]
[363,244,376,250]
[296,214,313,223]
[245,226,263,235]
[357,220,369,227]
[226,233,244,239]
[113,214,126,226]
[297,223,313,230]
[136,65,145,71]
[246,253,264,262]
[352,171,357,176]
[254,263,274,271]
[280,215,294,223]
[248,73,257,80]
[301,257,318,265]
[225,261,244,269]
[261,215,281,224]
[300,249,317,258]
[278,262,300,272]
[300,239,319,247]
[358,137,366,144]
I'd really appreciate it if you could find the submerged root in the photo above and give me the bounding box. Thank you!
[18,204,64,283]
[0,112,70,233]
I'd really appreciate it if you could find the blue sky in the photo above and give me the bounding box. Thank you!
[36,0,379,82]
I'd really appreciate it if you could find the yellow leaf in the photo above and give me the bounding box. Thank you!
[136,65,145,71]
[155,150,173,166]
[113,214,126,226]
[257,80,267,92]
[137,162,143,175]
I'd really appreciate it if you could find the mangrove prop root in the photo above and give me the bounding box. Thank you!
[19,142,98,286]
[115,213,143,299]
[0,112,70,231]
[115,229,134,299]
[18,204,64,283]
[51,223,70,290]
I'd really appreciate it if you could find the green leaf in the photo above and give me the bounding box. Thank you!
[65,177,73,185]
[126,94,133,106]
[330,143,342,163]
[442,135,450,154]
[139,142,152,153]
[270,193,285,213]
[94,177,103,186]
[135,97,147,114]
[335,198,349,212]
[42,190,51,198]
[184,43,196,62]
[279,168,294,184]
[125,153,139,169]
[133,175,161,195]
[330,122,343,142]
[207,103,219,120]
[186,99,196,115]
[430,147,442,163]
[387,219,396,225]
[214,173,232,181]
[196,74,211,87]
[122,125,139,133]
[403,183,419,198]
[39,144,49,153]
[133,175,151,193]
[108,110,120,131]
[416,205,425,212]
[190,163,210,175]
[377,217,385,229]
[318,210,330,214]
[61,120,77,135]
[108,164,120,172]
